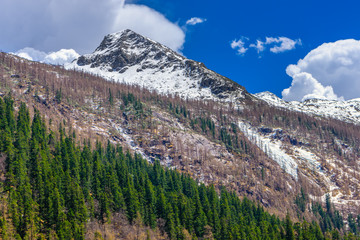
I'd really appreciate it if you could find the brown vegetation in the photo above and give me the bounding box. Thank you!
[1,51,360,223]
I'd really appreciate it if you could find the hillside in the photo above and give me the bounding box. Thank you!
[0,53,342,239]
[1,36,360,238]
[67,29,360,217]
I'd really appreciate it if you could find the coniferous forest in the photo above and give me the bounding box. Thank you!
[0,95,358,239]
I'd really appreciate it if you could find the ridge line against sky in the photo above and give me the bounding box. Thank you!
[2,0,360,101]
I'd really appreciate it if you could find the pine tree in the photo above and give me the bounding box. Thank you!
[108,88,114,106]
[144,179,156,228]
[285,214,294,240]
[193,189,207,237]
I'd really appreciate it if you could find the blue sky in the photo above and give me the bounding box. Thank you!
[138,0,360,98]
[2,0,360,101]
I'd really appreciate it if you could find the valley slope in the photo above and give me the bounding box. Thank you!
[67,29,360,217]
[2,29,360,233]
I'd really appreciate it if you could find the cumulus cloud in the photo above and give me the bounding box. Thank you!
[0,0,185,54]
[231,36,300,55]
[111,4,185,52]
[282,39,360,101]
[250,40,265,53]
[265,37,301,53]
[282,72,340,101]
[13,47,79,65]
[186,17,207,26]
[231,39,248,55]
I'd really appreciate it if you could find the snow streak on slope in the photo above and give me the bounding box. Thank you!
[239,121,299,178]
[66,29,246,102]
[237,120,360,207]
[255,91,360,125]
[238,121,325,180]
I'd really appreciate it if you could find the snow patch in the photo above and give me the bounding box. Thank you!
[238,121,299,178]
[255,91,360,125]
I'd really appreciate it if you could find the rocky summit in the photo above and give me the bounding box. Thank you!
[68,29,248,101]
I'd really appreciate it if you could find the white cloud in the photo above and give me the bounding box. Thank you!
[14,48,47,62]
[186,17,207,26]
[231,39,248,55]
[13,48,79,65]
[232,36,300,55]
[282,72,340,102]
[250,40,265,53]
[111,4,185,52]
[0,0,185,54]
[265,37,301,53]
[282,39,360,101]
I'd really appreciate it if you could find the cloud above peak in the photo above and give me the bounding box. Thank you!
[231,36,301,56]
[282,39,360,101]
[265,37,301,53]
[231,38,248,55]
[249,40,265,54]
[0,0,185,53]
[282,72,340,102]
[186,17,207,26]
[111,4,185,52]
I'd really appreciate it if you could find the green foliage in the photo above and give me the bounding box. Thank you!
[108,88,113,106]
[55,88,62,103]
[0,97,347,239]
[311,195,344,232]
[295,188,308,213]
[169,103,188,119]
[121,92,146,119]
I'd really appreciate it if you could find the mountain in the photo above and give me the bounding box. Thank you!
[69,29,360,126]
[67,29,248,102]
[255,91,360,125]
[66,30,360,217]
[2,29,360,238]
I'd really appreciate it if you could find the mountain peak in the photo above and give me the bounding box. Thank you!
[255,91,280,99]
[68,30,248,101]
[105,29,145,42]
[255,91,283,104]
[92,29,151,54]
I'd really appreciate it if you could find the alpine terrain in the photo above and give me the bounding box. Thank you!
[1,29,360,239]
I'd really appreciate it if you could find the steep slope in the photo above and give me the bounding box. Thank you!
[255,91,360,125]
[67,29,248,102]
[4,38,360,231]
[2,52,341,240]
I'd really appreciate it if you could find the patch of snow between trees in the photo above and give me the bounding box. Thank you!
[238,121,299,179]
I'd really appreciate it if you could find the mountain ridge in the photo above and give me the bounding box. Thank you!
[255,91,360,125]
[67,29,249,102]
[69,29,360,126]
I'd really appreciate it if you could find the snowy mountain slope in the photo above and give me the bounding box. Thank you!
[67,29,249,102]
[68,29,360,125]
[238,120,360,210]
[62,30,360,213]
[5,48,360,219]
[255,91,360,125]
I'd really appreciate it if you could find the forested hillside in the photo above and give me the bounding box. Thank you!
[1,51,360,239]
[0,95,354,240]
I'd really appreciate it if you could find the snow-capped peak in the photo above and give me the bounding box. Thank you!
[66,29,247,101]
[255,91,360,125]
[254,91,283,103]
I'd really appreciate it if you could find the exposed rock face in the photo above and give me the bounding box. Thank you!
[70,29,249,101]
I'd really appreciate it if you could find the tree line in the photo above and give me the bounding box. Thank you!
[1,96,357,239]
